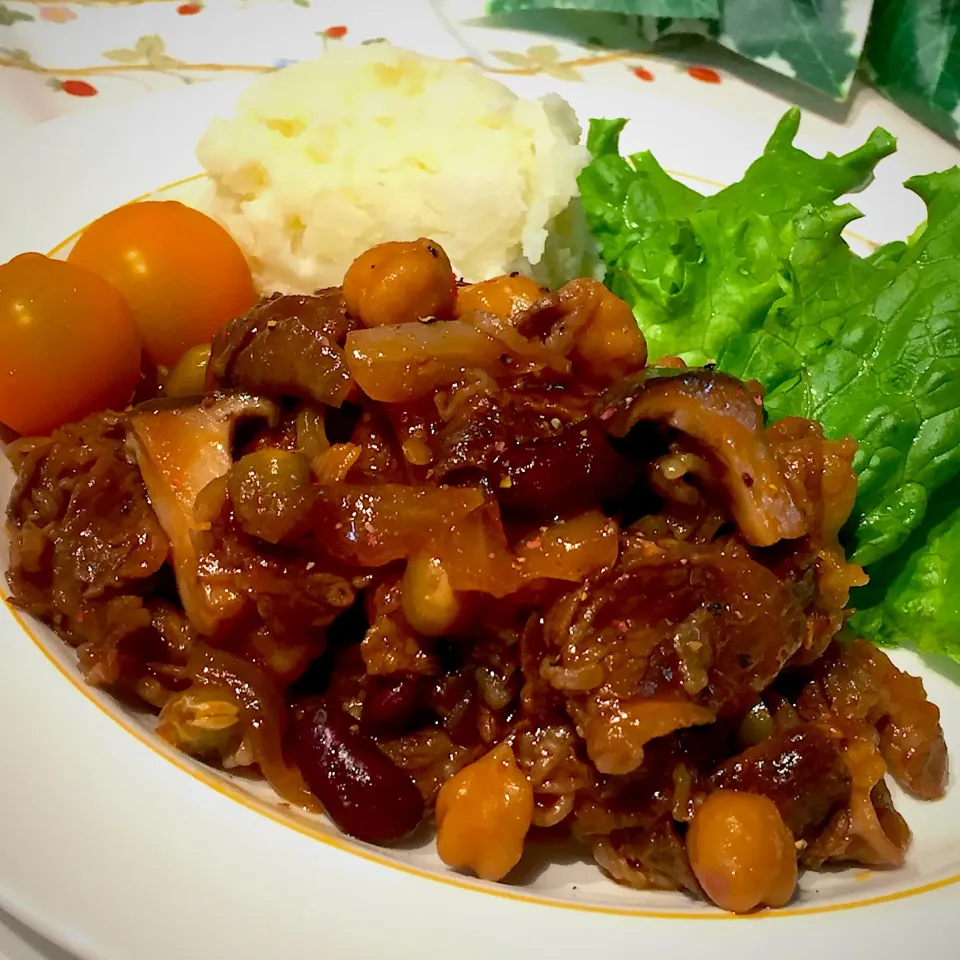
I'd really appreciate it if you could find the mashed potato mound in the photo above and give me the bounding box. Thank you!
[196,44,592,294]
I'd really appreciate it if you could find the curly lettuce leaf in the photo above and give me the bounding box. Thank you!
[578,108,895,365]
[580,109,960,661]
[725,169,960,566]
[850,477,960,659]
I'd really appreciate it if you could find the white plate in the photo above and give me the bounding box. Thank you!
[2,73,960,960]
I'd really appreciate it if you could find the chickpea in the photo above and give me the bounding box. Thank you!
[686,790,798,914]
[227,448,315,543]
[342,238,456,328]
[165,343,212,399]
[156,689,241,760]
[401,553,461,637]
[436,742,534,882]
[570,280,646,379]
[454,274,542,323]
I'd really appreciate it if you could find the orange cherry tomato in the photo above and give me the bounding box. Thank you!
[0,253,142,436]
[68,201,256,367]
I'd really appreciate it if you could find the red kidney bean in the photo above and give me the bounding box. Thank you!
[495,419,638,517]
[361,672,428,736]
[293,703,424,844]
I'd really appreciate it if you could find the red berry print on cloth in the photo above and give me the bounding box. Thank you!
[177,3,203,14]
[324,25,348,39]
[687,66,721,84]
[61,80,98,97]
[632,66,654,82]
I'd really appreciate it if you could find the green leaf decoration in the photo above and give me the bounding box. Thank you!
[488,0,719,14]
[103,36,186,69]
[864,0,960,141]
[102,49,142,64]
[0,47,35,67]
[483,1,872,102]
[719,0,862,98]
[0,4,33,26]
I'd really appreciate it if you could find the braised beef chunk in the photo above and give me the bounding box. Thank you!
[208,290,356,406]
[5,412,167,624]
[494,419,638,517]
[795,637,948,801]
[5,411,169,683]
[429,380,558,488]
[594,819,701,894]
[539,532,809,777]
[3,257,947,910]
[711,724,851,836]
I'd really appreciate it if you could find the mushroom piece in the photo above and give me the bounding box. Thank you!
[598,368,807,547]
[128,392,278,635]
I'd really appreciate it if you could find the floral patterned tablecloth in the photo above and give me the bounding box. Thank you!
[0,0,872,137]
[0,1,449,131]
[3,0,957,200]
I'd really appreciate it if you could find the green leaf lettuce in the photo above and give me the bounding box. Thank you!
[851,477,960,658]
[578,110,960,659]
[578,108,895,367]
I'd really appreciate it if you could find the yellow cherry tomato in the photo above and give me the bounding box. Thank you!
[0,253,141,436]
[69,201,256,366]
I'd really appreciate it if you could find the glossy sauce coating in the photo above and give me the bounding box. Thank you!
[3,237,946,915]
